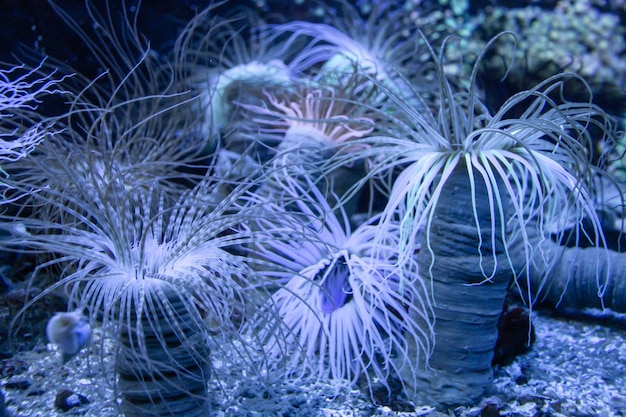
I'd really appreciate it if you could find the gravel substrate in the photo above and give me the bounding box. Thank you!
[2,310,625,416]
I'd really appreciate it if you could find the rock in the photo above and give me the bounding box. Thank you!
[481,401,501,417]
[0,389,6,417]
[493,303,535,366]
[2,379,30,391]
[54,389,89,412]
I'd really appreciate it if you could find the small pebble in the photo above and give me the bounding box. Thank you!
[54,389,89,412]
[481,401,501,417]
[3,379,30,391]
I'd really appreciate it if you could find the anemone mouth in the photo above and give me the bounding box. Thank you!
[255,239,432,386]
[321,48,390,85]
[316,253,353,314]
[218,60,293,89]
[245,175,434,386]
[243,86,375,148]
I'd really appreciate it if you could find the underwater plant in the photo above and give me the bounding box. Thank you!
[244,175,433,395]
[355,34,622,406]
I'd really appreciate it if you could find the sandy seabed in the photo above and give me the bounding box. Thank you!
[2,310,625,417]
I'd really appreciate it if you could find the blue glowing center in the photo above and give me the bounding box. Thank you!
[319,256,352,314]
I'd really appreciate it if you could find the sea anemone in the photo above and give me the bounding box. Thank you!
[3,1,213,224]
[357,33,618,406]
[371,33,612,286]
[4,1,623,413]
[241,75,379,218]
[270,1,437,108]
[173,5,316,145]
[246,82,376,148]
[1,3,272,415]
[245,176,433,395]
[3,171,266,416]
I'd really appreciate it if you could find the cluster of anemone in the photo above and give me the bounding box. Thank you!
[1,1,623,415]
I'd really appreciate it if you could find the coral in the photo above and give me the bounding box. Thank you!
[453,0,626,115]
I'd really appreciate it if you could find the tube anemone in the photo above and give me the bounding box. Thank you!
[372,34,613,294]
[241,76,378,218]
[1,3,271,415]
[3,2,214,224]
[355,34,619,406]
[248,83,375,146]
[173,5,317,145]
[2,172,267,416]
[245,176,433,395]
[198,59,294,144]
[270,1,437,108]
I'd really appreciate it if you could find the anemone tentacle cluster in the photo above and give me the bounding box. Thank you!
[0,60,70,199]
[244,176,434,393]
